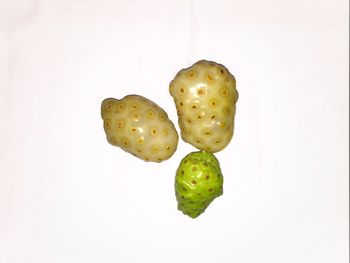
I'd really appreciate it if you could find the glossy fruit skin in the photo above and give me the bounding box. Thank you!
[169,60,238,153]
[175,150,223,218]
[101,95,178,162]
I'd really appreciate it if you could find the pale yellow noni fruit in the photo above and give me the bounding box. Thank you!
[101,95,179,162]
[169,60,238,153]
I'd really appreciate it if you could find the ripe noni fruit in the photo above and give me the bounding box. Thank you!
[175,150,223,218]
[101,95,178,162]
[169,60,238,153]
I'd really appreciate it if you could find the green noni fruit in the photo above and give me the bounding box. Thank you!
[175,150,223,218]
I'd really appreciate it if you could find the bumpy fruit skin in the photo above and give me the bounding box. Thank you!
[169,60,238,153]
[101,95,178,162]
[175,150,223,218]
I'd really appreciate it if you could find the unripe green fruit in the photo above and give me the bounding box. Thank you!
[175,150,223,218]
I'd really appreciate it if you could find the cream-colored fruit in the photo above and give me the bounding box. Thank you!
[169,60,238,153]
[101,95,179,162]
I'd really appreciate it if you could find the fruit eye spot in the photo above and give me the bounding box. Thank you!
[191,166,197,172]
[203,162,208,167]
[137,148,143,153]
[131,104,138,110]
[210,115,216,120]
[221,88,229,97]
[205,147,211,151]
[205,175,210,180]
[215,139,220,144]
[203,129,212,136]
[191,105,197,110]
[191,180,197,184]
[179,86,186,93]
[187,118,192,124]
[223,106,232,115]
[105,103,113,111]
[196,138,201,143]
[133,114,140,121]
[150,128,158,136]
[116,120,124,130]
[197,115,202,119]
[159,113,166,121]
[117,103,125,112]
[162,128,169,136]
[151,145,159,153]
[137,137,144,145]
[121,138,130,148]
[179,102,184,107]
[197,88,205,96]
[220,69,224,75]
[147,110,154,119]
[219,122,227,129]
[157,158,162,162]
[181,170,184,175]
[104,120,111,129]
[208,188,213,192]
[110,137,118,145]
[186,70,196,80]
[209,99,218,107]
[165,145,171,151]
[206,73,214,82]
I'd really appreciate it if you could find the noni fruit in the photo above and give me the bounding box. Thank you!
[101,95,178,162]
[175,150,223,218]
[169,60,238,153]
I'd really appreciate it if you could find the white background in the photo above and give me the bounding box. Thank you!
[0,0,348,262]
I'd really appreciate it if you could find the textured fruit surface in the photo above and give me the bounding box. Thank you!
[169,60,238,153]
[101,95,178,162]
[175,150,223,218]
